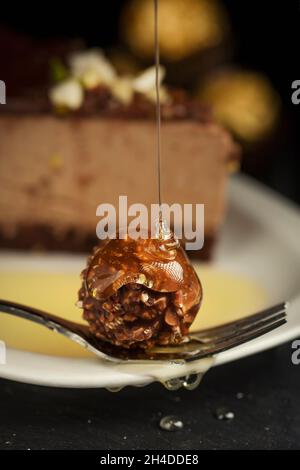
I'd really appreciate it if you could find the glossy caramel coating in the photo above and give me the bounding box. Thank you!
[79,233,202,349]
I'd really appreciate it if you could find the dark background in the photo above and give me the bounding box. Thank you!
[0,0,300,203]
[0,0,300,451]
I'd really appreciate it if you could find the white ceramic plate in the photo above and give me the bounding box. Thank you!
[0,174,300,388]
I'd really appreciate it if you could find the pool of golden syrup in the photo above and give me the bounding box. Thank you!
[0,265,268,357]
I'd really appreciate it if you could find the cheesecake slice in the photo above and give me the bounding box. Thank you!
[0,40,239,258]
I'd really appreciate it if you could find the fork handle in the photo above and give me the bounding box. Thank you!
[0,299,86,337]
[0,298,128,362]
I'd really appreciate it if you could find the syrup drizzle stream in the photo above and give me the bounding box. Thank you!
[154,0,162,218]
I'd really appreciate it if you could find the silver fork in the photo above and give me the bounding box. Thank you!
[0,299,287,364]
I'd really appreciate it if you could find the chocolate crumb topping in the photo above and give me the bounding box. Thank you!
[2,86,212,123]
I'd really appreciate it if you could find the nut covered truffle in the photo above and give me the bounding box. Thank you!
[78,232,202,349]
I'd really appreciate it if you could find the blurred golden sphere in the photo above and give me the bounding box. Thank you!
[121,0,229,61]
[198,70,280,143]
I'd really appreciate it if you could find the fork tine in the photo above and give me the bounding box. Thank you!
[185,317,287,361]
[191,311,287,348]
[146,307,287,360]
[189,302,287,340]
